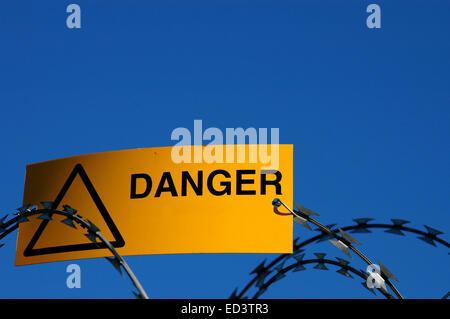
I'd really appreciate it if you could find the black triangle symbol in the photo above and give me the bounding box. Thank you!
[23,163,125,257]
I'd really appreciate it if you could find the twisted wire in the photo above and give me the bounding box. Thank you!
[0,204,148,299]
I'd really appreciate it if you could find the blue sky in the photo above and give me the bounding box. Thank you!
[0,0,448,298]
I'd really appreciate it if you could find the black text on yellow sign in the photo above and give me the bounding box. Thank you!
[17,145,293,265]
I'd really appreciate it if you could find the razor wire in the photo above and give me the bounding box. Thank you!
[230,252,395,299]
[1,201,448,299]
[233,199,449,299]
[0,203,149,299]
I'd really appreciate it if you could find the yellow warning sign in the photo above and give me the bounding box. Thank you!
[16,145,293,265]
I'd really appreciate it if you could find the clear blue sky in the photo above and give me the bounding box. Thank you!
[0,0,448,298]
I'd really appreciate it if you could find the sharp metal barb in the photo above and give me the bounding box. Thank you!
[61,218,77,229]
[385,228,405,236]
[0,243,4,249]
[255,271,271,288]
[385,219,410,236]
[293,253,306,272]
[250,259,267,275]
[335,257,353,278]
[337,268,353,278]
[351,227,372,234]
[336,257,350,267]
[417,235,436,246]
[62,205,77,215]
[353,218,374,226]
[40,202,53,210]
[313,253,328,270]
[391,219,410,226]
[38,212,52,221]
[378,260,398,282]
[294,216,311,230]
[314,253,326,260]
[293,253,305,263]
[106,257,123,276]
[329,240,351,257]
[294,203,319,216]
[85,232,98,244]
[339,228,361,245]
[423,225,443,237]
[314,263,328,271]
[351,219,372,233]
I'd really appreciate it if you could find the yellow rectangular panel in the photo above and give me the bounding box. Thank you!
[16,145,293,265]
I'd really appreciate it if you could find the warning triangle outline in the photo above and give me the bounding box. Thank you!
[23,163,125,257]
